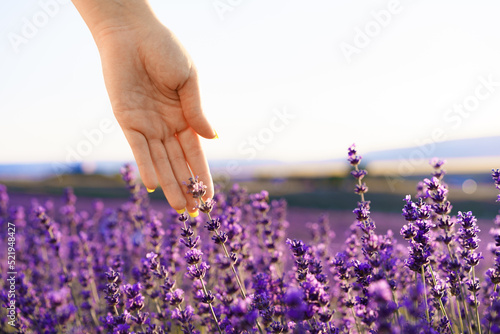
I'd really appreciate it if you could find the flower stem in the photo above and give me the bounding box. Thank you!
[197,274,223,334]
[181,218,222,334]
[472,267,483,334]
[199,197,264,334]
[176,305,193,334]
[204,205,248,299]
[347,290,362,334]
[454,295,465,334]
[354,165,365,203]
[427,264,455,333]
[390,290,402,330]
[56,252,82,327]
[420,266,430,325]
[446,243,473,334]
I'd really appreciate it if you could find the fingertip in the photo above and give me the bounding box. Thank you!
[159,184,187,212]
[122,131,158,192]
[141,177,158,192]
[191,122,216,140]
[201,127,217,140]
[140,175,158,193]
[188,209,199,218]
[168,196,187,212]
[201,128,218,140]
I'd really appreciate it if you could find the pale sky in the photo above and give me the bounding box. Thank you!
[1,0,500,164]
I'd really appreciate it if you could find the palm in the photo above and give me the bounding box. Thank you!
[98,23,215,212]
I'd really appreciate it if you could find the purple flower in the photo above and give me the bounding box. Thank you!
[179,236,201,249]
[201,290,215,304]
[353,203,370,221]
[172,304,195,323]
[405,244,431,272]
[350,169,367,180]
[250,190,269,202]
[122,283,145,311]
[199,198,216,213]
[354,183,368,195]
[185,176,207,198]
[352,260,372,286]
[286,239,307,258]
[486,268,500,284]
[400,224,417,240]
[492,168,500,190]
[430,158,446,169]
[347,144,362,166]
[184,249,203,265]
[187,262,210,280]
[165,289,185,306]
[212,231,228,244]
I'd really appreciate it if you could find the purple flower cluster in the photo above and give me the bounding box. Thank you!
[2,146,500,333]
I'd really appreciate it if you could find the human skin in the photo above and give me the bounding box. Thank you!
[72,0,216,215]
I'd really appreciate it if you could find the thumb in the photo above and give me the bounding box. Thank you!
[178,69,216,139]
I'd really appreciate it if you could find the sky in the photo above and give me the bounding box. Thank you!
[1,0,500,165]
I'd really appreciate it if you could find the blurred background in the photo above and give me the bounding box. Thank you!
[1,0,500,224]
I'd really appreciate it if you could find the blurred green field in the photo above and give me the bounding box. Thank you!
[2,172,498,219]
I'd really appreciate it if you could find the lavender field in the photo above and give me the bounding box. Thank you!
[1,145,500,333]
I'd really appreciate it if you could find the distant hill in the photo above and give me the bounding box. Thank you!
[363,136,500,161]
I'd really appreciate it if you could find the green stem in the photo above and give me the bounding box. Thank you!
[354,165,365,203]
[199,198,264,334]
[90,307,99,328]
[391,290,402,330]
[57,252,82,327]
[348,290,362,333]
[182,217,222,334]
[420,266,430,325]
[461,279,473,333]
[454,296,465,334]
[446,243,473,334]
[197,268,222,334]
[176,305,193,334]
[427,265,455,333]
[488,283,499,334]
[83,243,100,306]
[471,267,483,334]
[221,242,247,297]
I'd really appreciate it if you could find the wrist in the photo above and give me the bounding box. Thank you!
[72,0,158,47]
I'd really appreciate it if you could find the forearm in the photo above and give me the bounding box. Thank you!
[72,0,157,47]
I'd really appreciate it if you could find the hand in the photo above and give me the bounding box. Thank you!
[91,11,216,214]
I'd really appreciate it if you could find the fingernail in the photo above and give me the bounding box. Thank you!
[146,187,156,193]
[188,210,199,218]
[212,130,219,139]
[176,208,186,214]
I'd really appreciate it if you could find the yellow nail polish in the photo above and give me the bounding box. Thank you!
[188,210,199,218]
[213,130,219,139]
[146,187,156,193]
[176,208,186,214]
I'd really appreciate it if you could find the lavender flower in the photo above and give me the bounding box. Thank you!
[4,154,500,333]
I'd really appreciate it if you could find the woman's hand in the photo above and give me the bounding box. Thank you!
[73,0,216,214]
